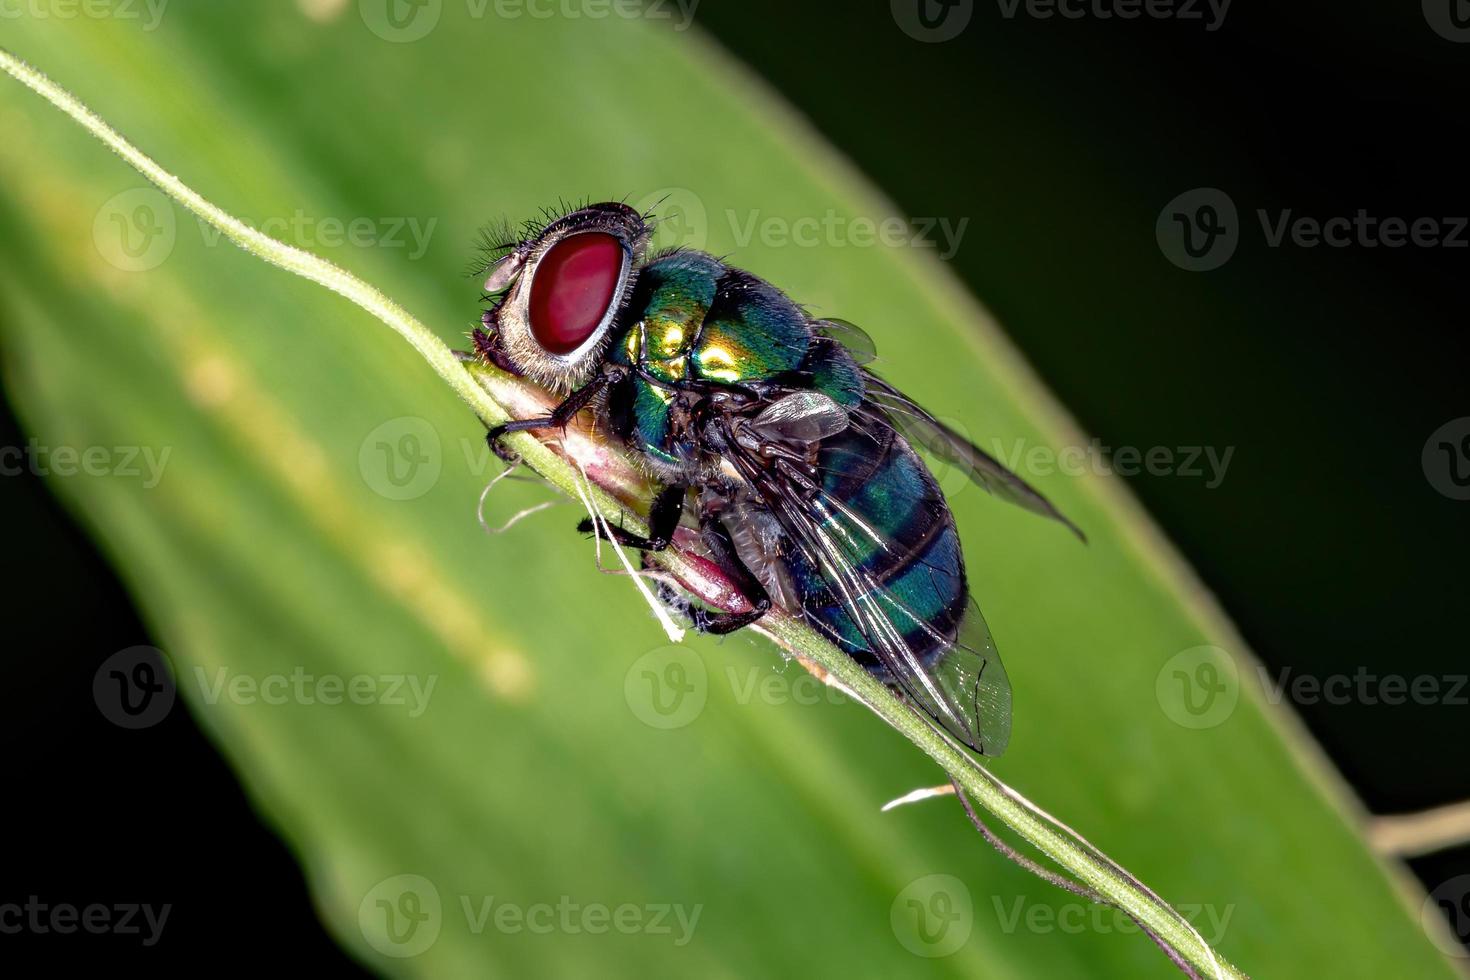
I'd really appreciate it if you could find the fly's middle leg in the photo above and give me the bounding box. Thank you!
[576,483,685,552]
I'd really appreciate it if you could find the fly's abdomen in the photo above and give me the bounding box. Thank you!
[787,425,968,672]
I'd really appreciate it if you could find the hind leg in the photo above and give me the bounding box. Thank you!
[686,512,772,635]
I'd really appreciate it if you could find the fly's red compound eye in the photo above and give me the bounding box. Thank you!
[528,232,624,355]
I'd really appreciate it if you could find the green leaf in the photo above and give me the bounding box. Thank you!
[0,9,1450,978]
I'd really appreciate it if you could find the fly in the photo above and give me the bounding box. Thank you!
[471,201,1083,755]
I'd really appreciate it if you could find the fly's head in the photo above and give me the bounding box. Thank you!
[477,202,649,393]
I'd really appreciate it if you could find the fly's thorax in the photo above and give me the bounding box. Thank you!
[620,252,816,389]
[621,312,695,385]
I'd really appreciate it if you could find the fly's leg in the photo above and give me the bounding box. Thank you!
[688,512,772,636]
[576,484,685,552]
[484,367,623,449]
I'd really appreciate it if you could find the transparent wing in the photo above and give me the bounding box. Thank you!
[775,467,1010,754]
[750,390,850,444]
[813,318,877,364]
[728,440,1012,755]
[811,316,1085,541]
[859,371,1087,542]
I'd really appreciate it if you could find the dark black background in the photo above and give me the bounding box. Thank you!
[696,0,1470,953]
[2,0,1465,970]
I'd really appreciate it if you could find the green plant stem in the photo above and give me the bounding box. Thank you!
[1,46,1246,980]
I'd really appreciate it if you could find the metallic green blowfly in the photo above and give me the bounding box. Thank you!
[472,202,1083,755]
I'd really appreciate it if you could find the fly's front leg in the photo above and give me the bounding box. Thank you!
[577,484,686,552]
[688,512,772,636]
[484,365,627,454]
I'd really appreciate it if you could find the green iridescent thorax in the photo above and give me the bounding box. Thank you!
[616,251,719,385]
[617,251,813,384]
[610,250,865,467]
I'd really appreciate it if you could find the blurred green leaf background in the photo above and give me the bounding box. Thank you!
[0,5,1456,978]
